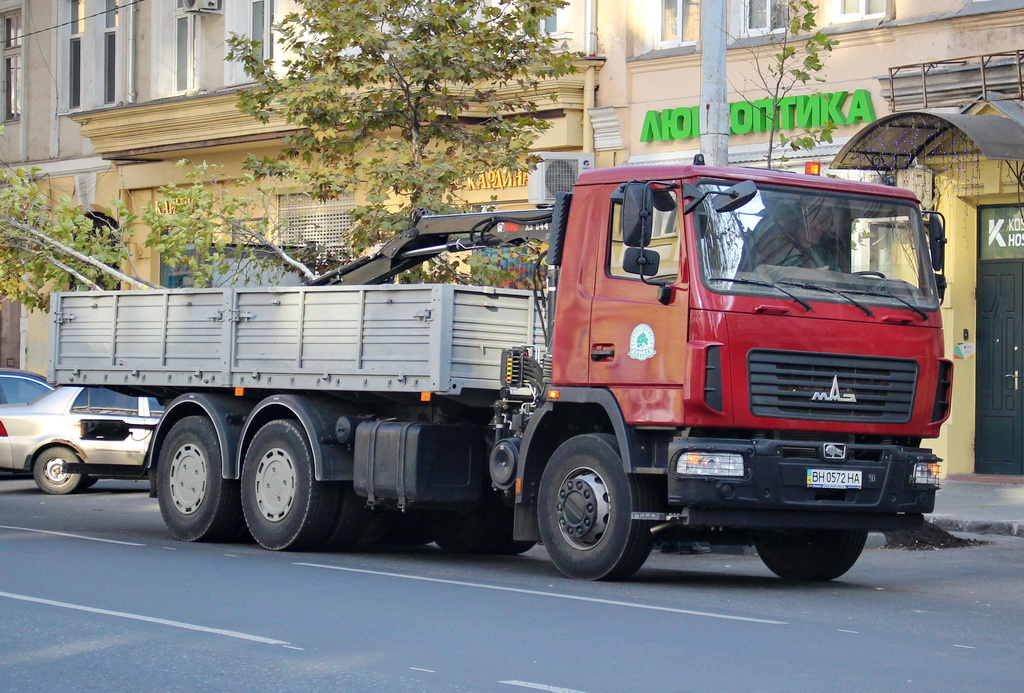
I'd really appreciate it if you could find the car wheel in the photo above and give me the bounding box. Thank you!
[32,447,86,495]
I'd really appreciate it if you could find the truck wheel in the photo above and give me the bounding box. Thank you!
[433,493,530,555]
[32,447,85,495]
[241,419,339,551]
[321,482,371,551]
[537,434,656,581]
[158,415,245,542]
[755,529,868,581]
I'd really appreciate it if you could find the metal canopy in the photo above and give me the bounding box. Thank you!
[831,110,1024,171]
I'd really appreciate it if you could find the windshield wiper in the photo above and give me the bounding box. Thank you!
[709,277,812,312]
[842,287,930,320]
[777,280,873,317]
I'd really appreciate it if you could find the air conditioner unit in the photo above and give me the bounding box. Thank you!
[528,152,594,204]
[183,0,222,13]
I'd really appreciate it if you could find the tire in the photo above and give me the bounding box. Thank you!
[755,529,868,581]
[241,419,339,551]
[537,434,657,581]
[433,493,531,555]
[32,447,86,495]
[157,415,246,543]
[321,482,371,551]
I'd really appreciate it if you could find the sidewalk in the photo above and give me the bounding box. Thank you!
[927,476,1024,538]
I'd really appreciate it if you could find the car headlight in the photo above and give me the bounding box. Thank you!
[912,461,941,486]
[676,452,745,478]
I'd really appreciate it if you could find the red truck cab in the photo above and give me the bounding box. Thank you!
[521,164,950,580]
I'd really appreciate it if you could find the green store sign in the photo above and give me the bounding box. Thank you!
[640,89,876,142]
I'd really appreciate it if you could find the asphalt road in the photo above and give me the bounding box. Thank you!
[1,477,1022,693]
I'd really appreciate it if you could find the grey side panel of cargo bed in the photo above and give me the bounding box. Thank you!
[50,285,544,394]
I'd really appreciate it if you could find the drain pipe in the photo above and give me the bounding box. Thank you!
[126,0,137,102]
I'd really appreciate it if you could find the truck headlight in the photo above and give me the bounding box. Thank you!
[676,452,745,478]
[912,461,941,486]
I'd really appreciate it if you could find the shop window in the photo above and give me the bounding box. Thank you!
[608,190,681,281]
[2,10,21,121]
[836,0,885,21]
[657,0,699,49]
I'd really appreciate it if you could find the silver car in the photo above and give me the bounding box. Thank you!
[0,386,163,494]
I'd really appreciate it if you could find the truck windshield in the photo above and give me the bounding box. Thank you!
[695,182,939,310]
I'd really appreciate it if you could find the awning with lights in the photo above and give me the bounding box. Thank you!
[831,110,1024,171]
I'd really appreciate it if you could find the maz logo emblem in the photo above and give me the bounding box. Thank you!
[823,443,848,461]
[811,375,857,403]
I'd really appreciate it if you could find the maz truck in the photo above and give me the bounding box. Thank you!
[49,163,952,582]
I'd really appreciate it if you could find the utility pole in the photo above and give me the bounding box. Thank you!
[700,1,729,166]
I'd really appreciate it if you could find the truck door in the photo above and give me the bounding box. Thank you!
[587,184,689,422]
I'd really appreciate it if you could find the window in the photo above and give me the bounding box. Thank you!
[609,189,680,281]
[837,0,885,20]
[103,0,118,103]
[251,0,275,61]
[745,0,789,35]
[658,0,699,48]
[69,0,85,109]
[0,375,51,405]
[71,387,140,415]
[174,1,196,92]
[2,10,21,121]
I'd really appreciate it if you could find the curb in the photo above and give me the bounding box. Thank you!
[928,515,1024,538]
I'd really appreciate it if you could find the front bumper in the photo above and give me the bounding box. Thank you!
[663,437,938,531]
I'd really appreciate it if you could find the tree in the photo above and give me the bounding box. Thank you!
[733,0,838,169]
[0,162,321,310]
[228,0,576,280]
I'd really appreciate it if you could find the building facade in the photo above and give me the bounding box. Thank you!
[3,0,1024,476]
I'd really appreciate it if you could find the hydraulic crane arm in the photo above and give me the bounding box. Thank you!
[306,208,556,287]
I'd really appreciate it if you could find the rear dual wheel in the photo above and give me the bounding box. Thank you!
[158,416,246,542]
[241,419,350,551]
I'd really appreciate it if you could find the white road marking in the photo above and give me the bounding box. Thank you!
[410,668,437,673]
[838,629,859,634]
[0,591,291,646]
[952,645,976,650]
[294,563,787,625]
[0,525,144,547]
[500,680,590,693]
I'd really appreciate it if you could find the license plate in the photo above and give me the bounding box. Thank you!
[806,468,862,489]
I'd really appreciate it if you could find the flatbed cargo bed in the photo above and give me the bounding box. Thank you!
[50,284,543,395]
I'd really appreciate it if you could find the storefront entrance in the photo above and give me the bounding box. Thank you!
[976,206,1024,475]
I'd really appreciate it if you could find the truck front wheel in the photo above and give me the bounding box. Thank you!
[755,529,868,581]
[537,434,656,581]
[241,419,339,551]
[158,416,245,542]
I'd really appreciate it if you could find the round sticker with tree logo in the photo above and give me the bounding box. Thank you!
[628,324,656,361]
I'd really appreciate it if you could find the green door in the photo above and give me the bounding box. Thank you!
[976,206,1024,475]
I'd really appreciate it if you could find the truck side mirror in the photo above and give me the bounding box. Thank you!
[713,180,757,212]
[925,211,946,272]
[620,183,654,248]
[622,247,661,277]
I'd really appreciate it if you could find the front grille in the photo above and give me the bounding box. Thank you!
[749,350,918,423]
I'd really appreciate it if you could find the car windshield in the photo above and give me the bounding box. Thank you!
[695,181,939,310]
